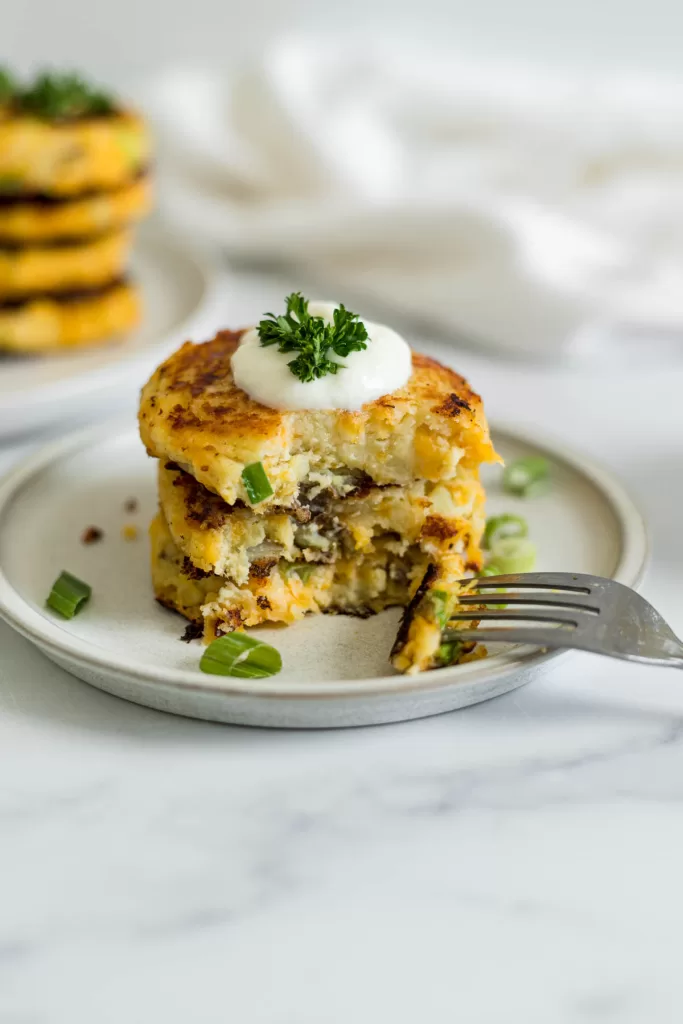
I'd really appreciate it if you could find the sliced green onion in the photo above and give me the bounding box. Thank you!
[200,633,282,679]
[478,563,504,578]
[46,571,92,619]
[294,526,329,551]
[503,456,550,498]
[436,639,463,667]
[242,462,274,504]
[287,563,318,584]
[483,513,528,550]
[476,562,508,608]
[488,537,537,574]
[0,68,16,104]
[428,589,452,629]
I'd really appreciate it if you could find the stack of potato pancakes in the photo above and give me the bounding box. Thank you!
[0,70,152,354]
[139,325,500,674]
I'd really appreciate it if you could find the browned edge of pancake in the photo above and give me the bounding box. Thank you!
[0,275,131,310]
[0,167,151,207]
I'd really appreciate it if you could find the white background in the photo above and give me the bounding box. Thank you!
[6,0,683,82]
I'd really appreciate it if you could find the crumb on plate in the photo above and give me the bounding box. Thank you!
[81,525,103,545]
[180,621,203,643]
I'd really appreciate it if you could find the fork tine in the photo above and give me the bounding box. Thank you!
[445,626,575,647]
[469,572,594,594]
[442,574,683,667]
[456,592,600,613]
[449,608,580,626]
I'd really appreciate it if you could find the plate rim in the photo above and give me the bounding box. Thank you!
[0,228,222,410]
[0,419,649,700]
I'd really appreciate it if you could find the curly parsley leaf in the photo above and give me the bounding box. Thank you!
[258,293,369,383]
[0,68,16,105]
[20,71,116,120]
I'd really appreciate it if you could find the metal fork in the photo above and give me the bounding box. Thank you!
[443,572,683,668]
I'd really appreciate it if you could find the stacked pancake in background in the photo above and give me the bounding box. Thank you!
[0,70,152,354]
[139,324,499,674]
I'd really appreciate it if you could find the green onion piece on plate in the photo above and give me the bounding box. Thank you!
[483,513,528,550]
[46,570,92,619]
[241,461,274,504]
[503,456,550,497]
[488,537,537,574]
[200,633,282,679]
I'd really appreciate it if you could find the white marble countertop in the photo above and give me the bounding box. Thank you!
[2,273,683,1022]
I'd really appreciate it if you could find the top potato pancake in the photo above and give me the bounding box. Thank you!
[139,329,499,510]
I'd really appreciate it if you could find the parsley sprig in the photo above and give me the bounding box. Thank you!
[258,293,369,383]
[0,67,118,119]
[20,72,116,120]
[0,68,16,105]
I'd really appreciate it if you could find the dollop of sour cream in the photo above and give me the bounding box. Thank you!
[231,301,412,411]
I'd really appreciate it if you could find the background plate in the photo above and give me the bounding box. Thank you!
[0,423,647,727]
[0,226,221,439]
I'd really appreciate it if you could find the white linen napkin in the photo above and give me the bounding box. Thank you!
[146,37,683,358]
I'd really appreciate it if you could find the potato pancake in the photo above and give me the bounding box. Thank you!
[0,229,131,300]
[0,111,151,197]
[159,460,484,585]
[141,316,498,674]
[140,330,498,511]
[151,512,429,641]
[0,279,140,352]
[0,173,152,243]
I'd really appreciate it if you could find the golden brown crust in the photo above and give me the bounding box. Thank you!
[419,514,460,542]
[0,229,132,299]
[0,173,152,242]
[0,111,152,197]
[164,460,236,529]
[144,333,483,441]
[410,354,479,412]
[0,280,140,352]
[139,329,499,509]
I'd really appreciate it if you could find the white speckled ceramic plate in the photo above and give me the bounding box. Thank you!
[0,226,222,439]
[0,422,647,728]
